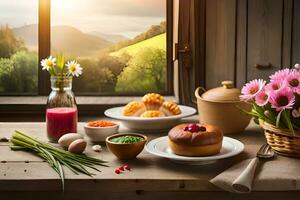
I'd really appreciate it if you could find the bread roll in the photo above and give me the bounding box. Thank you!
[168,123,223,156]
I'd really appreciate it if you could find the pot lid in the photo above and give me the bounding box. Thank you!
[201,81,241,102]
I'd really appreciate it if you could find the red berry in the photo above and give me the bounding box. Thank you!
[124,165,130,170]
[118,166,125,171]
[115,169,121,174]
[187,124,200,133]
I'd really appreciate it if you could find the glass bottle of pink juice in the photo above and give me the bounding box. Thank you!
[46,76,78,142]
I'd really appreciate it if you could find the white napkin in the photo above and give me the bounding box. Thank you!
[210,156,300,193]
[232,157,259,193]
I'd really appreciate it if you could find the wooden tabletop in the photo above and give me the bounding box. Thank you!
[1,121,299,200]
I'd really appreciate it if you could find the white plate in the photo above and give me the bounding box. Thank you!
[104,105,196,131]
[145,136,244,165]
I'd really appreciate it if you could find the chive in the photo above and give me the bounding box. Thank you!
[10,131,108,191]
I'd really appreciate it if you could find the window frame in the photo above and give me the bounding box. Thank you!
[0,0,175,117]
[38,0,174,96]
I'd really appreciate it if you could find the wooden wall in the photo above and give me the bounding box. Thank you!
[204,0,296,89]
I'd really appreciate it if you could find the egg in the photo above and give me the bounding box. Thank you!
[68,139,87,154]
[58,133,83,148]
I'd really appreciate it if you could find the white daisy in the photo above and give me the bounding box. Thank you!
[66,60,83,77]
[41,56,56,71]
[295,63,300,70]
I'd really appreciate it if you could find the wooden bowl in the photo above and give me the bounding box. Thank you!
[106,133,147,159]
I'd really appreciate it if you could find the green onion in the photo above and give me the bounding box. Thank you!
[10,130,108,191]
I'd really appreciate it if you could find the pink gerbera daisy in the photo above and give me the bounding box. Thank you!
[240,79,266,101]
[269,68,290,82]
[286,70,300,94]
[269,87,295,111]
[255,90,270,106]
[265,79,286,94]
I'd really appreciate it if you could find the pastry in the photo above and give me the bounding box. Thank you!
[140,110,165,118]
[168,123,223,156]
[159,101,181,116]
[142,93,164,110]
[122,101,146,116]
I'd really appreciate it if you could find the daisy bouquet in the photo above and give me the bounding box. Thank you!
[240,64,300,132]
[41,55,83,77]
[41,55,83,91]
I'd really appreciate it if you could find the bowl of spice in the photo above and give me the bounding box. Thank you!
[106,133,147,159]
[84,120,119,142]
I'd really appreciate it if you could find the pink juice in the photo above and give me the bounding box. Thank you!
[46,107,78,142]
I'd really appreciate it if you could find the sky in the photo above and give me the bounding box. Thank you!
[0,0,166,38]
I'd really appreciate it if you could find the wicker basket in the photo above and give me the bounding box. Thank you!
[260,120,300,158]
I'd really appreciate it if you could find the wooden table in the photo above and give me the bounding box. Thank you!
[1,121,300,200]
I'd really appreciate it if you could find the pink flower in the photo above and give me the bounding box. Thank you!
[265,79,286,94]
[286,70,300,94]
[240,79,266,101]
[269,87,295,111]
[255,90,270,106]
[269,68,290,82]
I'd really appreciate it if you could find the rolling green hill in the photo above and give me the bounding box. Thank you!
[110,33,166,57]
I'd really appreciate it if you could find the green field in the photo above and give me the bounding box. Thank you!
[110,33,166,57]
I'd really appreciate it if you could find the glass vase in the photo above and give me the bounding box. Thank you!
[46,76,78,142]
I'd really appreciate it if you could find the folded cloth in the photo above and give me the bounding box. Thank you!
[210,156,300,193]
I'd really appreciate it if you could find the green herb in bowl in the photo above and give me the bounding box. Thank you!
[110,135,144,144]
[106,133,147,159]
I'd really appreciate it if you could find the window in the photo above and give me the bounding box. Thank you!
[0,0,173,96]
[0,0,39,95]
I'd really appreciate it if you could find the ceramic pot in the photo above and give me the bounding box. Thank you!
[195,80,251,134]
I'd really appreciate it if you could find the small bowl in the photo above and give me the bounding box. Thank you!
[106,133,147,159]
[84,123,119,142]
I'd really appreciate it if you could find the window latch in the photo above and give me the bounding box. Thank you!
[174,43,190,60]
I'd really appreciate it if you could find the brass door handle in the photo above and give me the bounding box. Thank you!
[255,63,273,69]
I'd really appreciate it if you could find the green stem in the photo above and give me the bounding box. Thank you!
[282,110,294,133]
[10,131,108,191]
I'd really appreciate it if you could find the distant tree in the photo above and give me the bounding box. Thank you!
[109,21,166,52]
[0,51,38,93]
[97,53,129,77]
[0,25,26,58]
[74,58,117,93]
[115,47,166,93]
[160,21,166,32]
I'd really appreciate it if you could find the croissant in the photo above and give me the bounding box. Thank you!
[142,93,164,110]
[140,110,165,118]
[122,101,146,116]
[159,101,181,116]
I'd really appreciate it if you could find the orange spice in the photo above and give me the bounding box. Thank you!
[87,120,116,127]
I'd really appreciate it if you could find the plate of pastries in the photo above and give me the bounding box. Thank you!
[145,123,244,165]
[104,93,196,131]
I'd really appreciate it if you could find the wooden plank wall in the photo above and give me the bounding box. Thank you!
[247,0,283,81]
[205,0,236,89]
[292,0,300,65]
[204,0,295,89]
